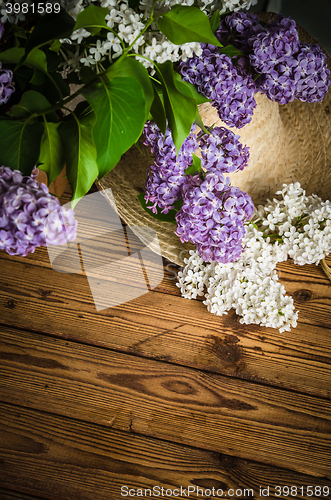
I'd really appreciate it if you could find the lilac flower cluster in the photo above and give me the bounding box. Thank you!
[143,122,254,263]
[143,121,199,214]
[0,166,77,257]
[179,46,257,129]
[216,11,263,52]
[0,20,15,105]
[175,172,254,263]
[292,43,331,103]
[0,61,15,106]
[217,12,330,105]
[200,126,250,174]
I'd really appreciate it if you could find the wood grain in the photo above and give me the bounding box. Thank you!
[1,402,331,500]
[0,489,49,500]
[0,254,330,399]
[0,326,331,478]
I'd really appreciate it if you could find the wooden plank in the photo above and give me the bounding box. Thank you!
[0,256,330,399]
[0,213,183,296]
[0,230,330,302]
[0,326,331,478]
[1,403,331,500]
[0,489,49,500]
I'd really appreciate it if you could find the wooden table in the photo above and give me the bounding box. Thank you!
[0,186,331,500]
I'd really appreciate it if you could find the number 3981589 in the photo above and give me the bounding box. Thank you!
[5,3,61,14]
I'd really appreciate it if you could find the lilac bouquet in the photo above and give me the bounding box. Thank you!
[142,121,254,263]
[179,13,331,127]
[0,167,77,257]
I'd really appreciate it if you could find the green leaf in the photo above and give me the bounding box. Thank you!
[137,193,178,224]
[25,11,75,54]
[13,67,34,92]
[219,45,244,57]
[81,76,146,178]
[0,47,25,65]
[32,72,70,105]
[173,71,210,105]
[0,47,49,75]
[12,24,27,39]
[30,69,45,86]
[156,61,197,154]
[194,109,213,136]
[194,109,205,130]
[8,90,57,121]
[59,113,99,207]
[80,66,97,85]
[210,10,220,33]
[38,122,66,184]
[185,153,202,177]
[150,82,166,135]
[21,47,49,74]
[73,5,108,35]
[0,120,44,175]
[158,5,222,47]
[107,57,153,121]
[73,101,93,119]
[49,40,62,52]
[46,50,63,72]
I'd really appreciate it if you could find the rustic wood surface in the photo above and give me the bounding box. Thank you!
[0,184,331,500]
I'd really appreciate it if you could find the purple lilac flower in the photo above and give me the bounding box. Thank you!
[143,122,199,214]
[200,126,250,174]
[179,47,256,129]
[245,14,330,104]
[249,15,300,74]
[293,43,331,102]
[205,12,330,106]
[143,121,253,263]
[0,61,15,105]
[216,12,263,52]
[0,166,77,257]
[175,171,254,263]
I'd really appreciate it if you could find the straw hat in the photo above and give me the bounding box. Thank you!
[98,14,331,266]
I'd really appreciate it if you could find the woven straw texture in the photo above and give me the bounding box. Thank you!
[98,14,331,266]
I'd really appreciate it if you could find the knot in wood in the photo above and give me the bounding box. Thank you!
[6,299,16,309]
[293,289,313,301]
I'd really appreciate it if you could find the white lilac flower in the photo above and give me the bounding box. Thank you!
[89,39,107,62]
[104,32,123,57]
[61,0,246,72]
[70,28,90,44]
[106,8,122,28]
[64,0,84,19]
[80,54,95,67]
[177,183,331,332]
